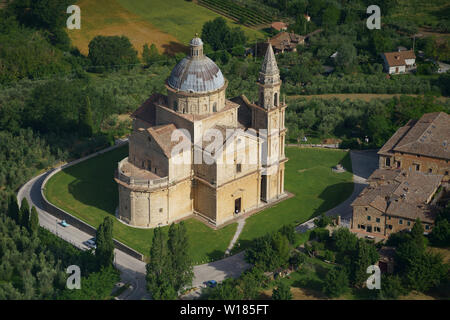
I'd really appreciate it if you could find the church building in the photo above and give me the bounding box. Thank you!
[115,36,288,228]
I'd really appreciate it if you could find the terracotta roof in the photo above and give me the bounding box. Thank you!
[352,169,442,223]
[382,50,416,67]
[269,32,305,51]
[378,112,450,160]
[271,22,287,31]
[147,124,190,158]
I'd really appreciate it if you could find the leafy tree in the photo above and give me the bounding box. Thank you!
[239,267,265,299]
[335,43,357,73]
[322,5,341,28]
[331,228,357,255]
[272,233,290,265]
[278,224,296,244]
[207,278,243,300]
[289,251,306,270]
[379,275,406,300]
[430,216,450,247]
[201,17,246,52]
[322,267,349,298]
[88,35,139,71]
[142,43,160,65]
[314,213,332,228]
[272,281,292,300]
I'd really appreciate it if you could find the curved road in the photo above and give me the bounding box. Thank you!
[18,170,250,300]
[18,149,377,300]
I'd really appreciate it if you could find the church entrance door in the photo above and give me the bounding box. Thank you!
[234,198,241,214]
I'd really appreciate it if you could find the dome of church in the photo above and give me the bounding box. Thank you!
[167,37,225,93]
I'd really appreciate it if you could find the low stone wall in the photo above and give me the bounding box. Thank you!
[40,140,145,262]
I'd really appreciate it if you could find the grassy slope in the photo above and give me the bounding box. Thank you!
[116,0,264,44]
[45,146,353,263]
[44,145,237,264]
[68,0,183,56]
[237,148,354,246]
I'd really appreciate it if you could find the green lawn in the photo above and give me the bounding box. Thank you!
[237,147,354,247]
[44,145,237,264]
[116,0,265,44]
[45,146,353,264]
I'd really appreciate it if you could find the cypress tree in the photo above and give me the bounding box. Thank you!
[20,197,30,227]
[7,194,20,223]
[146,227,176,299]
[168,222,193,292]
[78,96,94,137]
[95,216,114,268]
[29,206,39,235]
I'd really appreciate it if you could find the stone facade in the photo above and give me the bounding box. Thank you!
[115,38,288,228]
[378,112,450,182]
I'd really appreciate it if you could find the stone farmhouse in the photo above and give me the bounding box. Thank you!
[115,36,288,228]
[381,49,416,74]
[378,112,450,181]
[351,168,442,238]
[351,112,449,239]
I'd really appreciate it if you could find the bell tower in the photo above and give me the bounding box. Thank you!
[256,42,286,202]
[258,42,281,109]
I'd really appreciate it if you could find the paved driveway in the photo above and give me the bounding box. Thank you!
[296,149,379,233]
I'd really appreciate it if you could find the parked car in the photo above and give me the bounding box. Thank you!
[206,280,217,288]
[59,220,70,227]
[83,237,97,249]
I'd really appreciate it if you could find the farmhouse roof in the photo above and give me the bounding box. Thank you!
[351,169,442,223]
[378,112,450,160]
[382,50,416,67]
[269,32,305,51]
[271,21,288,31]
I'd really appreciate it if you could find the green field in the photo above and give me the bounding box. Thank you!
[116,0,265,44]
[45,146,353,263]
[44,146,237,264]
[236,148,354,247]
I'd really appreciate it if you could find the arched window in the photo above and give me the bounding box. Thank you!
[274,92,278,106]
[213,102,217,112]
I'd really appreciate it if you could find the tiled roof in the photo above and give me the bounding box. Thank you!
[147,124,190,158]
[269,32,305,51]
[378,112,450,160]
[383,50,416,67]
[352,169,442,223]
[271,22,287,31]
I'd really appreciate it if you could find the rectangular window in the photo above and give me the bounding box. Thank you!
[388,225,393,230]
[376,218,380,223]
[399,219,403,225]
[385,157,391,167]
[236,163,242,173]
[407,221,411,226]
[367,216,371,221]
[425,225,430,230]
[415,164,420,171]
